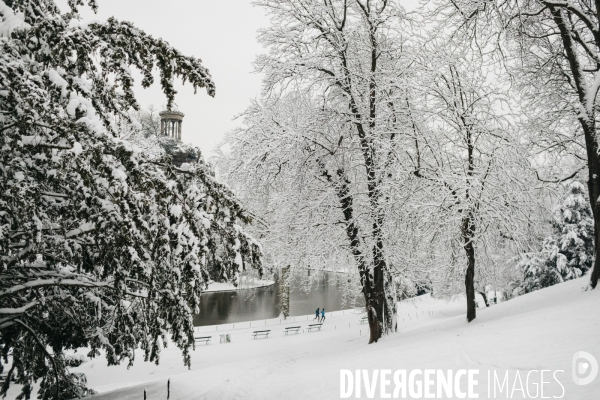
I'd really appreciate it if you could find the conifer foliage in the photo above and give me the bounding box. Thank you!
[519,182,594,293]
[0,1,262,398]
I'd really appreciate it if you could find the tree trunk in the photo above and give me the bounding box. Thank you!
[321,167,387,343]
[385,267,398,332]
[585,129,600,288]
[585,138,600,289]
[478,291,489,307]
[280,265,290,318]
[577,94,600,290]
[462,213,476,322]
[369,218,391,342]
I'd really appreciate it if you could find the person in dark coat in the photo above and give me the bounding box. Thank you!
[314,308,320,321]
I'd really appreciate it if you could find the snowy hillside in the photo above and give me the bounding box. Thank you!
[11,276,591,400]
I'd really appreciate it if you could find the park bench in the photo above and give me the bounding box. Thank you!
[360,316,368,324]
[253,330,271,339]
[284,326,301,335]
[194,336,211,345]
[307,323,322,332]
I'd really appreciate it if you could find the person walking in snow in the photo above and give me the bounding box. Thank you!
[314,308,320,321]
[320,308,325,323]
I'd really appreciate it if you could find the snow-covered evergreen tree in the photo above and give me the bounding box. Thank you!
[0,1,262,398]
[519,182,594,293]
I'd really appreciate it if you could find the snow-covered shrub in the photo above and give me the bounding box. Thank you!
[518,182,594,293]
[0,1,261,398]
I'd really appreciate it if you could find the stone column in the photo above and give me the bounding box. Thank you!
[280,265,291,319]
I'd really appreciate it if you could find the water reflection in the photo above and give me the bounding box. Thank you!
[193,270,364,326]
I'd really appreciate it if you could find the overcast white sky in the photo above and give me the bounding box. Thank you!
[60,0,419,156]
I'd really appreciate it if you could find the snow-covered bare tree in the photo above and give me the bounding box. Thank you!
[232,0,416,343]
[387,36,542,321]
[132,105,162,138]
[217,91,396,343]
[439,0,600,289]
[0,1,262,398]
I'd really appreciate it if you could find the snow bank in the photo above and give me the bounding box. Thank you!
[204,279,275,293]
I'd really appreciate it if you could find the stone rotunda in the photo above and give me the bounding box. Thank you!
[157,109,197,167]
[159,110,184,140]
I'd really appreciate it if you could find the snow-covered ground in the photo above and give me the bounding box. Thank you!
[204,278,275,292]
[6,277,599,399]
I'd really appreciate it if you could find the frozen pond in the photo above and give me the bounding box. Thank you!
[193,269,363,326]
